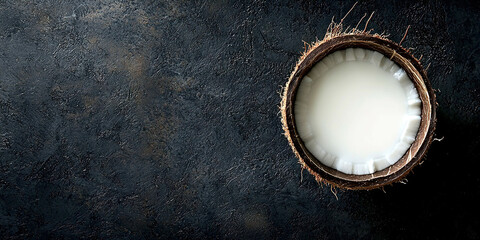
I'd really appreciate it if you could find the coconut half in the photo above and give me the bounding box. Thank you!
[281,33,436,190]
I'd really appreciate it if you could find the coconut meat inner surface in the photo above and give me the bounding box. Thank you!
[294,48,421,175]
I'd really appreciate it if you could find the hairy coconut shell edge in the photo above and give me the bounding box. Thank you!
[280,33,437,190]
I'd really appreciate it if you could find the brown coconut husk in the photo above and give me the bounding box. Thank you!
[280,14,437,190]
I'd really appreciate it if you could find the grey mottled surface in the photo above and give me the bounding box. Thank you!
[0,0,479,239]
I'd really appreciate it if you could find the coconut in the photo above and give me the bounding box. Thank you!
[280,16,437,190]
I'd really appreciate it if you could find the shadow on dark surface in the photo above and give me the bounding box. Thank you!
[0,0,479,239]
[348,110,480,240]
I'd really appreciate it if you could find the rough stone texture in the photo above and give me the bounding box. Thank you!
[0,0,478,239]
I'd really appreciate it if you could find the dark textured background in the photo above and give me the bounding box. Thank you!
[0,0,479,239]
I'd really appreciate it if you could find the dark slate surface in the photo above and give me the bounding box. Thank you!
[0,0,479,239]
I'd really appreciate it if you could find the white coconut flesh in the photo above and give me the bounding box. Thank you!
[294,48,421,175]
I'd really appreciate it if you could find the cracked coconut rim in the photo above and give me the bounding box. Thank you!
[281,34,436,190]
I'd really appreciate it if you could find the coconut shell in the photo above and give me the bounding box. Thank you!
[281,33,437,190]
